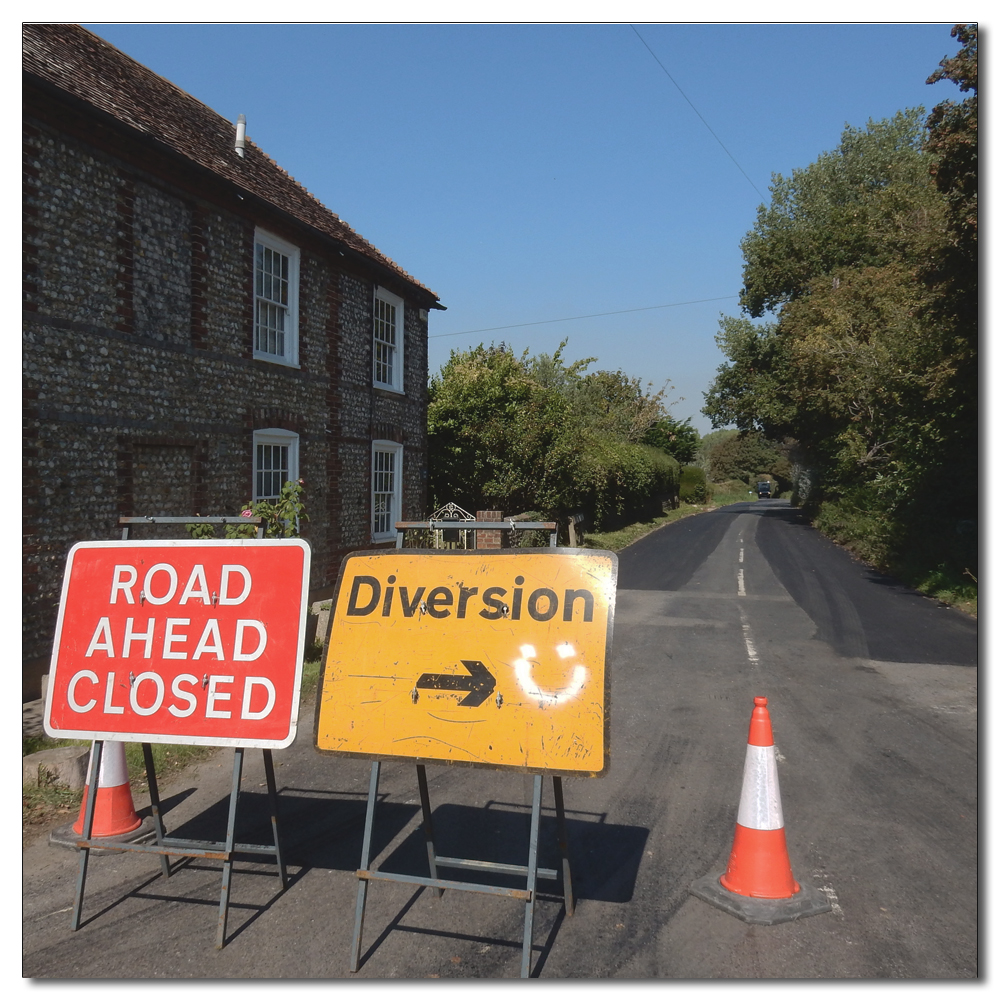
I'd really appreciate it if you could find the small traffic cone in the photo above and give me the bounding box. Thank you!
[72,740,142,838]
[50,741,157,852]
[690,696,831,924]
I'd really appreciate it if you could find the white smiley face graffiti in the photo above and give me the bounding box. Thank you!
[513,642,588,706]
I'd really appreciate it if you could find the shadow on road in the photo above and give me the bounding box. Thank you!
[353,801,647,977]
[377,801,648,904]
[164,787,420,872]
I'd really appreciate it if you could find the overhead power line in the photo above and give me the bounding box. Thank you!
[428,295,738,340]
[630,25,767,203]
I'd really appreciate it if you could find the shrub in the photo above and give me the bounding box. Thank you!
[427,342,679,529]
[679,465,709,504]
[575,439,679,531]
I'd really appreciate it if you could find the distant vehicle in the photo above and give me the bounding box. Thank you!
[756,481,772,499]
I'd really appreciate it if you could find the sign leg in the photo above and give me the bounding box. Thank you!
[141,742,171,879]
[552,776,574,916]
[416,764,442,897]
[350,760,381,973]
[262,749,286,888]
[71,740,104,931]
[520,774,543,978]
[216,747,244,949]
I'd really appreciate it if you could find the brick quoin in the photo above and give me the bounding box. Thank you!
[475,511,506,550]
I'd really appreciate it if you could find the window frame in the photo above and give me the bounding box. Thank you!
[371,440,403,542]
[253,228,300,367]
[252,428,299,503]
[373,286,404,393]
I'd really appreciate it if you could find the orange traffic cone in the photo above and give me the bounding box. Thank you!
[73,740,143,838]
[50,740,157,852]
[690,696,831,924]
[719,696,799,898]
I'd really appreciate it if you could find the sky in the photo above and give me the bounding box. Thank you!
[62,17,974,436]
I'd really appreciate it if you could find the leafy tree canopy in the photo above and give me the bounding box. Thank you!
[642,415,701,465]
[702,25,977,592]
[925,23,977,250]
[923,23,978,336]
[427,341,678,529]
[704,432,791,491]
[702,315,797,437]
[739,108,941,317]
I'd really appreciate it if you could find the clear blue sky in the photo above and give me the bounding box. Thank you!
[82,19,967,435]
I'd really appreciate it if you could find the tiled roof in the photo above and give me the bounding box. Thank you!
[23,23,440,305]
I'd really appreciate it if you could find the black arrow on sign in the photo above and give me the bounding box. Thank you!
[415,660,496,707]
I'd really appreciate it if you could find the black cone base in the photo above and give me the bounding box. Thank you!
[690,871,833,925]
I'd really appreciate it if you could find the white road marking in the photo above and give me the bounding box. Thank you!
[739,548,744,563]
[737,568,746,597]
[739,608,759,664]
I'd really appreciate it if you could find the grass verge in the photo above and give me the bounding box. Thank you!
[710,480,763,506]
[812,500,977,617]
[583,502,712,552]
[583,479,772,553]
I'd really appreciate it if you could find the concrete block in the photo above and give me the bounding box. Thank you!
[23,746,90,790]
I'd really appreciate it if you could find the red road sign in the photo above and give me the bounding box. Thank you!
[44,539,311,748]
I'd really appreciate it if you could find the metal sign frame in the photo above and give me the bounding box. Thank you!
[350,761,573,979]
[320,544,616,977]
[394,518,560,549]
[63,517,301,949]
[72,737,285,949]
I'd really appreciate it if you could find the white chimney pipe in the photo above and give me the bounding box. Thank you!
[235,114,246,158]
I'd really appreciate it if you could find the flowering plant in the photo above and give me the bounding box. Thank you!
[185,480,308,539]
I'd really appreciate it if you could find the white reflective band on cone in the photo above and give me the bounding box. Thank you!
[736,743,784,830]
[85,740,129,787]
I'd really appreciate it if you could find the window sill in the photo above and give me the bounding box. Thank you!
[254,353,301,369]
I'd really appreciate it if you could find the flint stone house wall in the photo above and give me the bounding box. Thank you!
[23,25,439,698]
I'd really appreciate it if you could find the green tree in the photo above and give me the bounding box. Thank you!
[694,428,738,470]
[704,432,789,490]
[642,415,701,465]
[427,343,573,515]
[570,368,668,442]
[920,24,978,523]
[427,342,677,529]
[925,24,978,277]
[739,108,940,318]
[701,26,977,596]
[702,315,797,436]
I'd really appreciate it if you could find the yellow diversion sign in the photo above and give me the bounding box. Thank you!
[315,549,617,776]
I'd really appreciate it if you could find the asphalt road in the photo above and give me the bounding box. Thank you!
[22,500,978,979]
